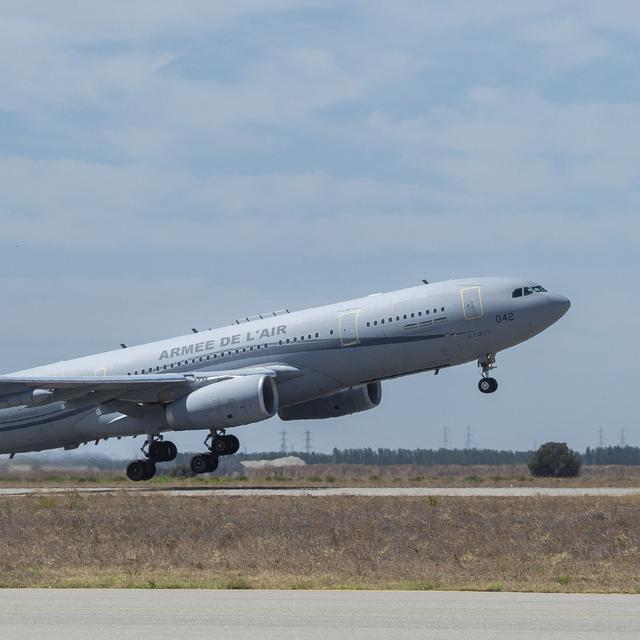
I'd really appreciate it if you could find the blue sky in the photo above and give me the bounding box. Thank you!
[0,1,638,457]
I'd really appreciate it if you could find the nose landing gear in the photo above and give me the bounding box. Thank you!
[478,353,498,394]
[189,429,241,475]
[125,434,178,481]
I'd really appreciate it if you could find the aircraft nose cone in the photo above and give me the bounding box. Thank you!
[548,293,571,321]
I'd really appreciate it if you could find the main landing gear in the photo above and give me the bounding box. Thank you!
[478,353,498,394]
[190,429,240,476]
[126,435,178,481]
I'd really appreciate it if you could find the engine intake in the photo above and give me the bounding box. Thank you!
[166,375,278,430]
[278,382,382,421]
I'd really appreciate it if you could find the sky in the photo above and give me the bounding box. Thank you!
[0,1,638,459]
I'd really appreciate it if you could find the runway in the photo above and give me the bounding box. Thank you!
[1,589,637,639]
[1,486,640,497]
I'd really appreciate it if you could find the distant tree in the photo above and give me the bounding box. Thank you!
[528,442,582,477]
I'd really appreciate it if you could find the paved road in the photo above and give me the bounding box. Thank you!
[1,590,638,640]
[1,486,640,497]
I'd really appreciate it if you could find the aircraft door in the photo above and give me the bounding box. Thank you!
[461,286,483,320]
[339,310,359,346]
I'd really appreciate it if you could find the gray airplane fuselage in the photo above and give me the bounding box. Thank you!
[0,277,570,454]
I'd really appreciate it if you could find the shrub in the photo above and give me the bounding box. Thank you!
[528,442,582,478]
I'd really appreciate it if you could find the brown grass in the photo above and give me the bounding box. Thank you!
[2,463,640,488]
[1,493,639,591]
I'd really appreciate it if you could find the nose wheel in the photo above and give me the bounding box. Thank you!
[478,353,498,394]
[478,377,498,394]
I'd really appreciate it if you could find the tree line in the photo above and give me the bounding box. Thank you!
[240,445,640,466]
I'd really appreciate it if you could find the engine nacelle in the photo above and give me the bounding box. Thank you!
[166,375,278,430]
[278,382,382,421]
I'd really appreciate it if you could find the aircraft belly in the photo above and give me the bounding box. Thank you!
[0,404,95,453]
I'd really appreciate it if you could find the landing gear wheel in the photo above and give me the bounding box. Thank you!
[126,460,156,481]
[191,453,218,475]
[223,435,240,455]
[164,441,178,461]
[142,461,156,480]
[205,454,219,472]
[478,377,498,394]
[211,434,240,455]
[147,440,178,462]
[211,438,229,455]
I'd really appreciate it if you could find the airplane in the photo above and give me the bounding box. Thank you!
[0,277,570,480]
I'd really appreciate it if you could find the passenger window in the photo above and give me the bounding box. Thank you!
[381,319,385,324]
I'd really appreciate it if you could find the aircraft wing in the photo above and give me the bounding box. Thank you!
[0,365,302,406]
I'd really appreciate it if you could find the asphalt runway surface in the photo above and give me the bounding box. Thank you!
[1,589,637,640]
[1,486,640,497]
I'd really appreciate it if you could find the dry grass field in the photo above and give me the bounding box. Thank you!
[2,463,640,487]
[1,493,639,592]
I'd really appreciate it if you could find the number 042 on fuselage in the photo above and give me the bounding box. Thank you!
[0,276,570,480]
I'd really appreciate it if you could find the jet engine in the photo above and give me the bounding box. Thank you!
[166,375,278,430]
[278,382,382,421]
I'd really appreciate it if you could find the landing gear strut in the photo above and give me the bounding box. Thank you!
[190,429,240,475]
[478,353,498,394]
[125,434,178,481]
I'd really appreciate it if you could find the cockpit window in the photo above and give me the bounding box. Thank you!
[514,284,547,298]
